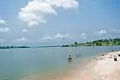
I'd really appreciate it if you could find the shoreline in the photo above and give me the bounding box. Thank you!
[21,51,120,80]
[78,51,120,80]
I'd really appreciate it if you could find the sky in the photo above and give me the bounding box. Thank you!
[0,0,120,45]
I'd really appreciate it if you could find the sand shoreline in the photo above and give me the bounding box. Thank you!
[21,51,120,80]
[78,51,120,80]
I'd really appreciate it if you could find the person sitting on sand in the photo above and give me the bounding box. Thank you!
[113,54,117,61]
[118,54,120,57]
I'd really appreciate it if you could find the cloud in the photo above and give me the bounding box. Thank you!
[42,34,53,40]
[80,33,86,36]
[0,17,7,25]
[22,29,28,33]
[96,30,107,35]
[41,33,70,40]
[16,37,27,42]
[0,27,9,32]
[18,0,78,27]
[54,33,70,39]
[47,0,78,9]
[80,33,87,39]
[28,21,40,27]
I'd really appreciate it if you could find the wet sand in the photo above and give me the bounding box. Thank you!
[21,51,120,80]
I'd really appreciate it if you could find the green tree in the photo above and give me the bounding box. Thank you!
[74,42,78,45]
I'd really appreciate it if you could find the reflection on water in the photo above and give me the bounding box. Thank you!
[68,59,72,64]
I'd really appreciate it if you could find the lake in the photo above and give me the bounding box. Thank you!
[0,46,120,80]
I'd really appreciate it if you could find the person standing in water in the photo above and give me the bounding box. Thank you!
[68,55,72,60]
[68,55,72,63]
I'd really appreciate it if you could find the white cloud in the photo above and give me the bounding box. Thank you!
[22,29,28,33]
[0,17,7,25]
[80,33,87,39]
[54,33,70,39]
[47,0,78,9]
[42,34,53,40]
[80,33,86,36]
[96,30,107,35]
[0,27,9,32]
[41,33,70,40]
[18,0,78,27]
[28,21,40,27]
[16,37,27,42]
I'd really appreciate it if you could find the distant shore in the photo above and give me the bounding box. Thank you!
[0,45,61,49]
[61,38,120,47]
[0,46,30,49]
[21,51,120,80]
[0,38,120,49]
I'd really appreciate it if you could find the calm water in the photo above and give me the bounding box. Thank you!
[0,46,120,80]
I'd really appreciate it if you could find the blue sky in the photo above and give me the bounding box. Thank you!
[0,0,120,45]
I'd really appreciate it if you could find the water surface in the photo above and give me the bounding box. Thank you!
[0,46,120,80]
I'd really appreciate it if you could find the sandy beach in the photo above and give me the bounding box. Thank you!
[78,51,120,80]
[21,51,120,80]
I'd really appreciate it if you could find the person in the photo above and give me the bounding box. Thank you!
[113,54,117,61]
[118,54,120,57]
[114,57,117,61]
[68,55,72,63]
[68,55,72,60]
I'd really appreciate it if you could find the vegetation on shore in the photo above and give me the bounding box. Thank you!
[61,38,120,47]
[0,38,120,49]
[0,45,60,49]
[0,46,30,49]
